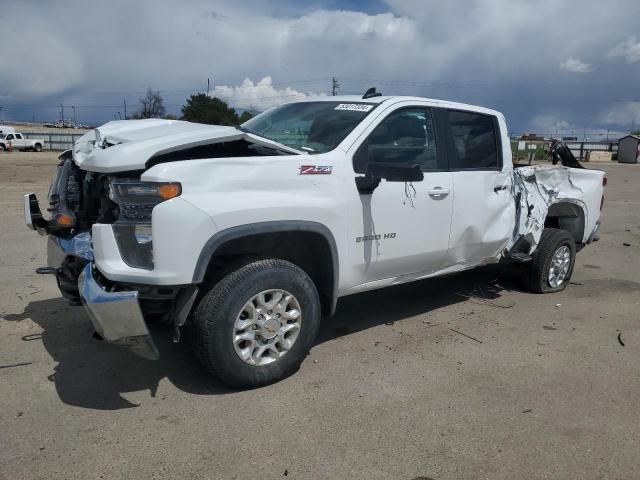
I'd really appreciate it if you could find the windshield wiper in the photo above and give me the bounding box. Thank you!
[236,126,305,155]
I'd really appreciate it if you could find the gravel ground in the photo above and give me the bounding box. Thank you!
[1,152,639,480]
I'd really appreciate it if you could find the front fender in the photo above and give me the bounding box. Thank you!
[192,220,340,315]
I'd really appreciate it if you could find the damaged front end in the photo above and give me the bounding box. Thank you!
[24,151,162,360]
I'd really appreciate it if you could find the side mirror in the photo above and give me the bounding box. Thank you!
[366,162,424,182]
[355,163,424,195]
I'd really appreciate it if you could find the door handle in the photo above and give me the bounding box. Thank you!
[493,185,509,193]
[428,187,450,199]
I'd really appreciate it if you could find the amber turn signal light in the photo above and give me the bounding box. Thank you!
[55,213,75,226]
[158,183,181,200]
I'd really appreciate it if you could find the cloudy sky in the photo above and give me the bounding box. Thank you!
[1,0,639,137]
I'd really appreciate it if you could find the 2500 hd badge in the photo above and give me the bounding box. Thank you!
[356,233,397,242]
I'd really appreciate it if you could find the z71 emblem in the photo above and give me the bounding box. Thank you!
[299,165,333,175]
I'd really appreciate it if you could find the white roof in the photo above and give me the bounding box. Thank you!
[288,94,503,118]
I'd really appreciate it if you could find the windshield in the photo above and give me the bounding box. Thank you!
[240,101,378,154]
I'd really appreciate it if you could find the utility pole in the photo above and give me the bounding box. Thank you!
[332,77,340,96]
[59,104,64,126]
[117,111,121,120]
[207,78,210,96]
[72,106,76,125]
[123,100,127,120]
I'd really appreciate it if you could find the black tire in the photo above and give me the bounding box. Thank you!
[34,143,42,152]
[523,228,576,293]
[0,144,6,152]
[191,259,321,388]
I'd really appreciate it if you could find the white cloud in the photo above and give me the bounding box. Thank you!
[531,114,573,134]
[600,101,640,127]
[608,36,640,63]
[559,58,593,73]
[211,77,324,111]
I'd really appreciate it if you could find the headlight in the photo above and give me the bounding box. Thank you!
[109,179,181,269]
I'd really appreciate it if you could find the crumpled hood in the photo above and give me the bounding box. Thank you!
[72,119,301,173]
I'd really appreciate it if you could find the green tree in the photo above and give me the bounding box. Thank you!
[181,94,245,125]
[238,110,254,124]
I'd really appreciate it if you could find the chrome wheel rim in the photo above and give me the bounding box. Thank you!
[548,245,571,288]
[232,289,302,366]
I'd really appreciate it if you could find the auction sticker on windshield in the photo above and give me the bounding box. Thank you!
[334,104,374,112]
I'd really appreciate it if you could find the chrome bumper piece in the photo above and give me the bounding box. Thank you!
[78,264,159,360]
[587,220,601,244]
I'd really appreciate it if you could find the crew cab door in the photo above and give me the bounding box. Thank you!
[438,109,515,266]
[345,104,454,286]
[13,133,25,148]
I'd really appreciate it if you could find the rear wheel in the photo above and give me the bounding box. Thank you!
[523,228,576,293]
[191,259,321,388]
[34,143,42,152]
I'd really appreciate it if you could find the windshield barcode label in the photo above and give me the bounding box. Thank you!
[334,104,374,112]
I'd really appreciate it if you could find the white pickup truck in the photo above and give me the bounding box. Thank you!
[1,132,44,152]
[24,93,605,387]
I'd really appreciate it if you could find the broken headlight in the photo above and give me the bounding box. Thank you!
[109,179,181,269]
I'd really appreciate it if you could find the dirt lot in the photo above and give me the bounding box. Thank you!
[1,151,639,479]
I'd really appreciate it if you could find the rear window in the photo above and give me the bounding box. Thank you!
[445,110,500,170]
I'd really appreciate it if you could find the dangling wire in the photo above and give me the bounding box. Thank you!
[403,182,417,208]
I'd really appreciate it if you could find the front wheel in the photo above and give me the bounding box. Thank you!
[523,228,576,293]
[191,259,321,388]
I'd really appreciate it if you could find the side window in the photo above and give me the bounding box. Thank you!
[354,107,438,173]
[445,110,500,170]
[15,134,23,140]
[5,134,14,141]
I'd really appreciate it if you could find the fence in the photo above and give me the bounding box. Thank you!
[512,139,619,162]
[22,132,86,151]
[564,141,618,160]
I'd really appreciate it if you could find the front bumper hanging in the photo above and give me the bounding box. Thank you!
[25,192,159,361]
[78,263,159,360]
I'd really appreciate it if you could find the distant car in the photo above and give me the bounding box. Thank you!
[0,133,44,152]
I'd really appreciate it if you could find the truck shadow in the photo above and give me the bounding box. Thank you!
[4,300,231,410]
[318,263,520,343]
[3,264,521,410]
